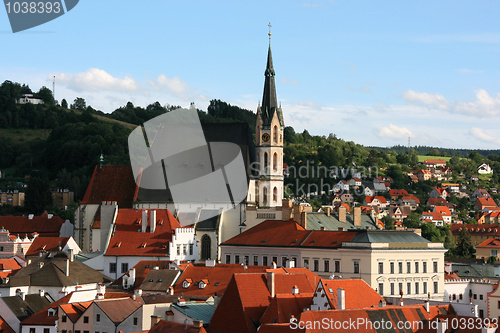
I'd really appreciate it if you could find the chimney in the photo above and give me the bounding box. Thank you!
[39,289,45,297]
[286,260,295,268]
[282,199,293,221]
[19,291,25,301]
[338,206,347,223]
[444,262,452,274]
[167,286,174,296]
[293,205,304,224]
[205,259,216,267]
[131,294,136,300]
[300,211,307,229]
[337,288,345,310]
[193,320,203,328]
[437,318,447,333]
[129,268,136,282]
[326,207,331,217]
[378,300,386,307]
[424,300,430,313]
[151,315,161,327]
[267,272,275,297]
[64,258,70,277]
[272,261,277,269]
[353,207,361,226]
[134,288,143,296]
[150,210,156,233]
[142,210,148,232]
[320,227,325,231]
[69,248,74,262]
[97,283,106,296]
[292,285,299,295]
[400,298,404,306]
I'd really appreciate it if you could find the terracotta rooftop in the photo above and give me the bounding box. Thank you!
[59,301,92,323]
[21,293,72,326]
[0,258,23,279]
[319,279,384,310]
[25,236,72,256]
[104,209,181,257]
[148,320,207,333]
[476,238,500,248]
[0,213,64,237]
[94,297,144,325]
[389,189,408,196]
[80,165,136,208]
[221,220,357,249]
[450,224,500,236]
[0,316,14,333]
[365,196,387,204]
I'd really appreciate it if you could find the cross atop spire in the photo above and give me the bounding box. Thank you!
[268,22,272,44]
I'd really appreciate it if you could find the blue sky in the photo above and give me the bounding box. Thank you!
[1,0,500,149]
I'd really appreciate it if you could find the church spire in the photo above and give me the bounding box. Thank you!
[261,23,282,127]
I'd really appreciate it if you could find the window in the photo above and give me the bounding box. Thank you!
[324,260,329,272]
[254,256,258,266]
[133,317,138,325]
[282,257,287,267]
[423,262,427,273]
[493,250,498,257]
[235,255,240,264]
[313,260,319,272]
[30,329,35,333]
[273,153,278,172]
[304,259,309,269]
[399,283,403,295]
[62,315,67,322]
[84,316,89,323]
[378,283,383,295]
[263,186,268,204]
[0,246,3,251]
[474,294,477,300]
[201,235,211,260]
[189,244,193,255]
[433,261,438,273]
[433,281,438,294]
[84,331,89,333]
[407,282,411,295]
[407,262,411,274]
[334,260,340,273]
[273,256,278,265]
[177,245,180,255]
[390,283,395,295]
[415,262,419,273]
[263,256,268,266]
[398,262,403,274]
[390,262,394,274]
[498,300,500,309]
[121,263,128,273]
[109,263,117,274]
[75,331,80,333]
[62,331,67,333]
[273,186,278,202]
[183,244,187,255]
[423,282,427,294]
[479,309,484,318]
[378,262,383,274]
[96,313,101,322]
[226,254,231,264]
[415,282,419,294]
[353,261,360,273]
[244,256,249,265]
[480,295,483,300]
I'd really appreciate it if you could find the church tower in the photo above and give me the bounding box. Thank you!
[255,26,284,208]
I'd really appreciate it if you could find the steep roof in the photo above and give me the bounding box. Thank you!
[475,197,497,208]
[434,206,451,216]
[1,294,52,322]
[139,269,180,291]
[148,320,207,333]
[260,294,312,325]
[221,220,357,249]
[476,238,500,248]
[59,301,92,323]
[0,213,64,237]
[21,293,72,326]
[259,45,283,127]
[174,263,268,296]
[319,279,383,309]
[94,297,143,325]
[421,211,444,221]
[389,189,408,196]
[0,316,15,333]
[81,165,136,207]
[104,209,181,257]
[450,224,500,237]
[365,196,387,204]
[25,236,71,256]
[0,258,22,279]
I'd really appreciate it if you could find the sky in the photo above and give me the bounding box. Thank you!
[1,0,500,150]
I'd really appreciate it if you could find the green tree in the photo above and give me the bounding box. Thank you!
[25,176,52,214]
[454,228,476,258]
[382,215,395,230]
[71,97,87,111]
[36,86,55,106]
[61,99,68,109]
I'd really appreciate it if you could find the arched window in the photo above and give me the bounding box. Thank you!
[273,187,278,202]
[274,125,278,143]
[273,152,278,171]
[201,235,211,260]
[264,152,268,172]
[263,187,268,205]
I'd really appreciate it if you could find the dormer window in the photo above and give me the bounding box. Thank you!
[199,281,206,289]
[183,279,191,288]
[47,308,56,317]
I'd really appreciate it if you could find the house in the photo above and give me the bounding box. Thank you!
[0,191,25,207]
[339,193,353,204]
[478,163,493,175]
[389,205,411,222]
[429,187,448,199]
[333,180,349,193]
[433,206,452,224]
[20,293,73,333]
[421,211,445,227]
[170,299,214,328]
[442,183,460,193]
[414,169,432,182]
[427,197,451,208]
[84,207,199,280]
[25,236,81,259]
[423,159,447,168]
[389,189,408,200]
[0,227,34,259]
[57,301,93,333]
[471,189,491,202]
[310,279,383,311]
[51,189,74,209]
[475,238,500,261]
[16,90,44,105]
[0,251,111,299]
[450,224,500,246]
[363,196,388,209]
[0,212,71,239]
[0,292,53,333]
[478,211,500,224]
[220,220,447,300]
[474,197,498,211]
[348,177,362,187]
[399,194,420,211]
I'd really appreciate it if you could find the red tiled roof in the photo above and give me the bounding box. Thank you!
[444,270,461,280]
[105,209,181,257]
[221,220,357,249]
[0,258,22,272]
[21,293,72,326]
[401,194,420,204]
[299,304,453,333]
[81,165,137,207]
[260,294,313,325]
[421,211,444,221]
[389,189,408,196]
[434,206,451,216]
[149,320,207,333]
[365,196,387,204]
[320,279,383,309]
[174,264,269,297]
[59,301,92,323]
[427,198,448,206]
[424,159,447,164]
[450,224,500,236]
[476,238,500,248]
[0,316,15,333]
[0,214,64,237]
[258,323,302,333]
[25,236,71,256]
[475,197,497,208]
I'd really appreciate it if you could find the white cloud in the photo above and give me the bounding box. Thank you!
[469,128,500,146]
[56,68,139,92]
[455,89,500,117]
[402,89,449,109]
[457,68,483,74]
[377,124,413,140]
